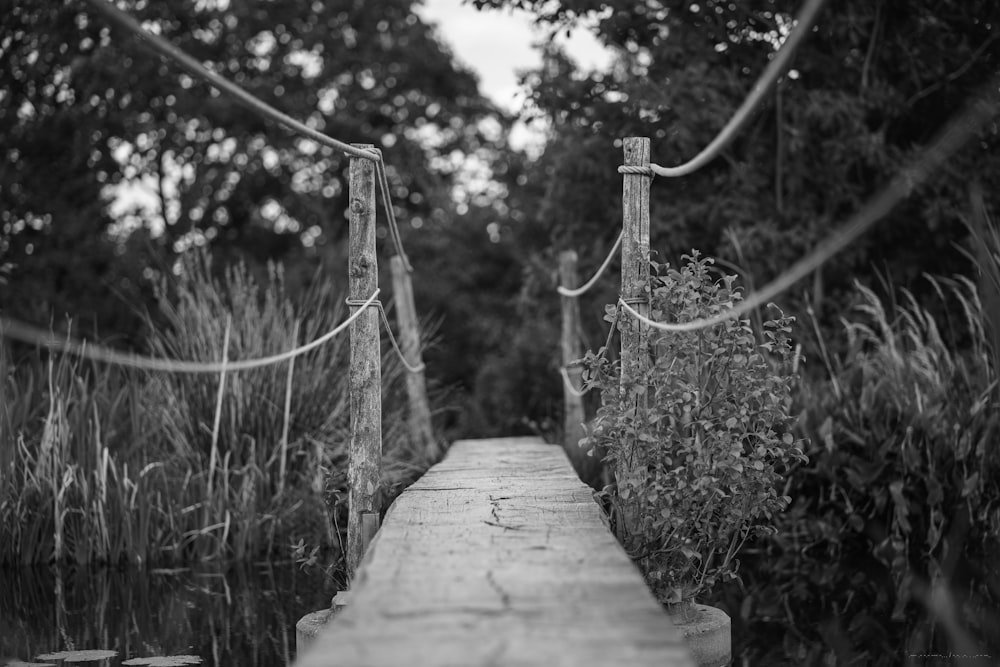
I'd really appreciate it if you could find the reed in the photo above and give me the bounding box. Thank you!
[0,251,441,567]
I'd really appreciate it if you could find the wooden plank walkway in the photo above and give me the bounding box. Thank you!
[294,437,695,667]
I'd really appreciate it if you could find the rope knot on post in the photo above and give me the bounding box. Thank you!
[617,165,655,179]
[345,297,382,309]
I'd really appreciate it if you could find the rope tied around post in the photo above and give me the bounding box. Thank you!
[614,74,1000,334]
[616,165,655,178]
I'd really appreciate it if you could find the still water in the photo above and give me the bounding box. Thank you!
[0,563,333,667]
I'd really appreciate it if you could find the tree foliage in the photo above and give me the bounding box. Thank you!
[0,0,507,339]
[483,0,999,319]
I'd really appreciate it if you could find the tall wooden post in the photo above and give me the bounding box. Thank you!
[617,137,651,520]
[559,250,599,485]
[389,255,435,453]
[347,144,381,579]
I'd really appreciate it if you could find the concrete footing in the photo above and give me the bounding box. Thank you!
[668,602,732,667]
[295,608,333,654]
[296,592,350,655]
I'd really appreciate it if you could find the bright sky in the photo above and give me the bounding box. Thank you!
[414,0,614,150]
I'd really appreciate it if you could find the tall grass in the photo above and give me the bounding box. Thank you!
[0,251,441,567]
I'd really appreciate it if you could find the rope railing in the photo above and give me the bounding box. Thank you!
[558,72,998,445]
[345,296,426,374]
[557,231,623,298]
[70,0,427,370]
[559,366,588,398]
[82,0,377,162]
[0,288,380,373]
[373,151,413,273]
[616,76,1000,333]
[72,3,425,377]
[617,0,828,180]
[83,0,416,274]
[561,0,826,300]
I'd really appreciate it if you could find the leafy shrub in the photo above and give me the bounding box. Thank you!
[580,251,805,604]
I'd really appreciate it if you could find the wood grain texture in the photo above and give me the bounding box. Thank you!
[295,437,694,667]
[348,143,382,579]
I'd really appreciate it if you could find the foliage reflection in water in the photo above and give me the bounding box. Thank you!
[0,563,332,667]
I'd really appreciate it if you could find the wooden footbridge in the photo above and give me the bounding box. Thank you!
[293,437,697,667]
[11,4,920,666]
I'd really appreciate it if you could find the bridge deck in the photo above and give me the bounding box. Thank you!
[294,437,694,667]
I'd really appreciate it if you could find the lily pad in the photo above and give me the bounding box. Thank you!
[5,662,57,667]
[35,651,118,663]
[122,657,202,667]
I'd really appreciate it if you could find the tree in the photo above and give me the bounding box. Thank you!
[0,0,508,342]
[476,0,1000,324]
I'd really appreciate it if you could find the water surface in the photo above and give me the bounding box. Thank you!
[0,563,333,667]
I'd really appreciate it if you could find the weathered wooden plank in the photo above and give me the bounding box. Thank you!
[295,437,694,667]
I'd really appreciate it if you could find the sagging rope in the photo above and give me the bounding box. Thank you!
[568,0,825,295]
[82,0,377,162]
[557,231,624,298]
[560,366,587,398]
[559,303,621,397]
[0,289,380,373]
[617,77,1000,333]
[345,297,426,374]
[618,0,828,180]
[373,151,413,273]
[86,0,417,272]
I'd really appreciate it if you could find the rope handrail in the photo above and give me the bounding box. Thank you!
[85,0,417,272]
[557,302,620,395]
[82,0,378,162]
[570,0,824,295]
[0,289,380,373]
[616,78,1000,333]
[620,0,827,180]
[346,297,426,373]
[373,151,413,273]
[378,304,425,374]
[557,231,624,298]
[559,366,588,397]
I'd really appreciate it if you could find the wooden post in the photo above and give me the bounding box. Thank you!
[559,250,599,486]
[617,137,651,525]
[347,144,381,580]
[389,255,435,453]
[361,511,380,555]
